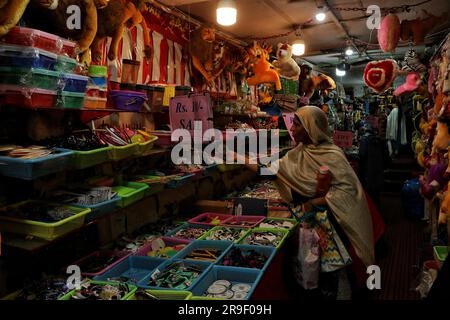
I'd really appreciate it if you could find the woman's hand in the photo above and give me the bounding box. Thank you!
[302,200,314,213]
[302,197,327,212]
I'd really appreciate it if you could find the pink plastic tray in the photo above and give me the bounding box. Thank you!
[221,215,265,228]
[71,250,131,277]
[188,213,233,226]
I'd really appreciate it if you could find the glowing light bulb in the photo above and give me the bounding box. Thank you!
[217,0,237,26]
[292,39,305,56]
[336,68,346,76]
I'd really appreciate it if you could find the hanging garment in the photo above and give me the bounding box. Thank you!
[386,107,407,156]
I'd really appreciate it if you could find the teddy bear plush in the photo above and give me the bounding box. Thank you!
[272,43,300,80]
[432,119,450,155]
[246,41,281,91]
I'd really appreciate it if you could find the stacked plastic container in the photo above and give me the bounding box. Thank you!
[85,65,108,109]
[0,27,88,109]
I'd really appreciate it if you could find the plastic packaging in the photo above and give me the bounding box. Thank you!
[0,44,57,70]
[110,90,147,112]
[294,226,320,290]
[122,59,140,84]
[315,166,332,197]
[0,85,57,108]
[60,73,89,93]
[56,55,77,73]
[88,65,108,78]
[86,86,108,99]
[0,67,60,90]
[84,96,107,109]
[90,76,107,88]
[57,91,85,109]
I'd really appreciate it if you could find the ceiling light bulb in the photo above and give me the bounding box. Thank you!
[315,8,326,22]
[336,68,346,76]
[292,39,305,56]
[345,46,354,56]
[217,0,237,26]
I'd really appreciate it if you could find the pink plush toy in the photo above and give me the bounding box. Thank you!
[377,14,401,53]
[394,72,421,96]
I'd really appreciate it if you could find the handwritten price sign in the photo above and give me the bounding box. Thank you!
[282,113,295,142]
[169,93,213,134]
[333,131,353,148]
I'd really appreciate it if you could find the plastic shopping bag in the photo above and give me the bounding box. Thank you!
[294,224,320,290]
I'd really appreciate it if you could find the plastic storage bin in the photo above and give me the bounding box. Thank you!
[70,250,130,277]
[164,224,211,241]
[59,281,137,300]
[60,73,89,93]
[84,96,107,109]
[218,244,276,271]
[258,217,298,233]
[55,55,77,73]
[190,266,262,300]
[433,246,449,266]
[0,44,57,70]
[90,76,107,88]
[0,27,66,55]
[110,90,147,112]
[57,91,85,109]
[0,147,72,180]
[94,256,165,285]
[61,39,77,58]
[121,59,140,84]
[135,290,192,300]
[134,237,190,258]
[0,85,57,108]
[0,67,60,90]
[68,147,112,170]
[174,240,233,263]
[107,143,140,161]
[188,213,233,226]
[88,65,108,78]
[0,201,91,241]
[200,226,250,243]
[74,197,121,222]
[222,216,265,228]
[166,173,195,189]
[136,136,158,156]
[239,228,289,250]
[86,86,108,99]
[112,182,149,208]
[138,259,212,291]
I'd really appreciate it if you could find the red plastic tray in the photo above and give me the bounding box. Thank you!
[188,213,233,226]
[0,85,57,108]
[221,215,265,228]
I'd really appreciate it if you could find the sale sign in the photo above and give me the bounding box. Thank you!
[333,131,353,148]
[169,93,213,134]
[282,113,295,142]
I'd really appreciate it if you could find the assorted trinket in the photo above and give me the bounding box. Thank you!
[69,282,131,300]
[114,234,159,253]
[221,248,269,269]
[147,261,203,290]
[205,280,251,300]
[259,219,295,230]
[185,248,222,262]
[243,231,283,247]
[0,201,76,223]
[51,187,117,206]
[172,226,208,240]
[205,227,247,242]
[14,276,72,300]
[144,238,186,259]
[134,289,160,300]
[0,145,57,159]
[224,220,256,228]
[45,131,107,151]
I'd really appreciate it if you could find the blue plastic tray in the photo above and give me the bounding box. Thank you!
[60,73,89,93]
[138,259,212,291]
[173,240,233,263]
[0,44,57,70]
[167,173,195,189]
[0,148,73,180]
[218,244,276,272]
[164,223,211,241]
[94,256,165,285]
[190,266,262,300]
[73,197,121,223]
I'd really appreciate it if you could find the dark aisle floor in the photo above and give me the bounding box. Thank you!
[369,194,425,300]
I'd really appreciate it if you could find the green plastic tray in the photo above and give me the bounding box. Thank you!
[199,226,251,243]
[0,67,59,90]
[238,227,289,250]
[58,91,85,109]
[433,246,449,262]
[88,65,108,78]
[69,146,112,170]
[112,182,149,208]
[0,200,91,241]
[189,296,223,300]
[59,281,137,300]
[137,136,158,156]
[108,143,140,162]
[130,175,166,196]
[133,290,192,300]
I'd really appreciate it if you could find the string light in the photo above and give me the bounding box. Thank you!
[217,0,237,26]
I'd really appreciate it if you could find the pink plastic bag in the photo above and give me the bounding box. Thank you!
[294,225,321,289]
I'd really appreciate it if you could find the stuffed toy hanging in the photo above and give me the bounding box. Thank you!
[439,182,450,225]
[363,59,399,93]
[272,43,301,80]
[419,158,447,199]
[377,13,401,53]
[92,0,152,62]
[432,119,450,155]
[189,27,218,87]
[299,64,313,97]
[310,74,336,96]
[400,10,447,45]
[394,72,421,96]
[246,41,282,91]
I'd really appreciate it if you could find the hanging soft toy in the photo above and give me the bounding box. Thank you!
[272,43,301,80]
[394,72,421,96]
[420,158,447,199]
[439,182,450,225]
[432,119,450,155]
[377,13,401,53]
[189,27,217,88]
[363,59,399,93]
[246,41,282,91]
[401,10,447,45]
[310,74,336,96]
